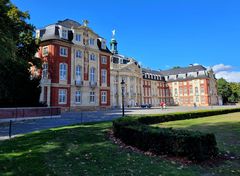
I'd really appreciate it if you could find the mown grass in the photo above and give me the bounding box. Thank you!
[0,112,239,176]
[153,112,240,175]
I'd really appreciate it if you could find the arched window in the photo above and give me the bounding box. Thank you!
[90,67,95,82]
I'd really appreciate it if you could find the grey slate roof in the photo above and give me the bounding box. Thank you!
[56,19,81,28]
[142,68,161,75]
[159,65,206,76]
[142,65,209,81]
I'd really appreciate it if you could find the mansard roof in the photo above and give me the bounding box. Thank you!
[56,19,81,28]
[142,68,161,75]
[160,65,206,76]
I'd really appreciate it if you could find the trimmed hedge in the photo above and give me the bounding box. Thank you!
[113,108,240,161]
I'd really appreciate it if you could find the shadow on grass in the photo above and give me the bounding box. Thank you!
[0,122,205,176]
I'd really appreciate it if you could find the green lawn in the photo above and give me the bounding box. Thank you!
[0,113,240,176]
[153,112,240,176]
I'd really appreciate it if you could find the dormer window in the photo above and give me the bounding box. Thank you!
[101,40,106,49]
[62,29,68,39]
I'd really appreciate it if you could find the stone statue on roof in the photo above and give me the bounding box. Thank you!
[112,29,116,38]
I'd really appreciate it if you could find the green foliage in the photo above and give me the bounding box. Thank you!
[0,0,41,107]
[228,82,240,102]
[0,117,240,175]
[113,108,240,161]
[0,122,200,176]
[217,78,232,104]
[172,66,181,69]
[217,78,240,103]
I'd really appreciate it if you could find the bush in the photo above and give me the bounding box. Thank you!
[113,108,240,161]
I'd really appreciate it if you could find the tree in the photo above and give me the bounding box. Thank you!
[217,78,232,104]
[172,66,181,69]
[229,82,240,102]
[0,0,41,107]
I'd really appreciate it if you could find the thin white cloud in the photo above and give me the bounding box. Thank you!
[212,64,232,73]
[211,64,240,82]
[215,71,240,82]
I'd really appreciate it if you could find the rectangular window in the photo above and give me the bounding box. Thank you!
[101,69,107,84]
[101,56,107,64]
[174,88,178,96]
[62,30,68,39]
[75,50,82,58]
[75,91,81,103]
[59,89,67,104]
[76,34,81,42]
[90,91,95,103]
[101,41,106,49]
[179,87,183,95]
[184,87,188,95]
[101,91,107,104]
[89,38,95,46]
[90,53,96,61]
[60,46,68,57]
[190,86,193,94]
[195,87,199,95]
[59,63,67,80]
[201,86,205,94]
[75,65,82,80]
[42,63,48,79]
[42,46,48,56]
[196,96,199,102]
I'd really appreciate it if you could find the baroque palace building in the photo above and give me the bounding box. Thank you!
[36,19,218,109]
[36,19,111,110]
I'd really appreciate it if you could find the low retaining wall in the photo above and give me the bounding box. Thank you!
[0,107,61,119]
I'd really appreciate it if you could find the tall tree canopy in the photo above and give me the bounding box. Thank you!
[0,0,41,107]
[217,78,240,104]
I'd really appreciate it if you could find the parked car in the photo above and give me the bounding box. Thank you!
[140,103,152,108]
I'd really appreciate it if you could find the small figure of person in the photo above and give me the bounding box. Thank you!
[193,102,197,108]
[160,102,164,110]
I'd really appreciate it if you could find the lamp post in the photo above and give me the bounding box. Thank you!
[121,79,125,117]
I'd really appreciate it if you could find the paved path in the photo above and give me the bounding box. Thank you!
[0,105,238,140]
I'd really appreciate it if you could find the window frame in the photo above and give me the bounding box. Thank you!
[58,89,67,104]
[60,46,68,57]
[101,91,107,104]
[75,65,82,80]
[75,90,81,104]
[42,63,48,79]
[42,46,48,56]
[75,34,81,42]
[59,63,67,81]
[62,29,68,39]
[90,53,96,61]
[101,56,107,64]
[90,67,95,82]
[75,50,82,58]
[90,91,95,103]
[101,69,107,84]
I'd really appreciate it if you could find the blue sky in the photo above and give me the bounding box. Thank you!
[12,0,240,82]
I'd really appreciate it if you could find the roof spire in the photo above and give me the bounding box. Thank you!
[110,29,118,54]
